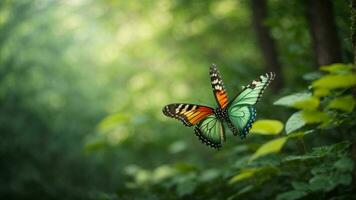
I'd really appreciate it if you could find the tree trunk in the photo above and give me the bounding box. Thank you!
[304,0,342,67]
[251,0,283,92]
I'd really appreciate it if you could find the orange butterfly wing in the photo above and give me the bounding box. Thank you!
[162,104,214,126]
[210,64,229,109]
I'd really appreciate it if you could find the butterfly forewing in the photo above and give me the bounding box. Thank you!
[162,103,214,126]
[228,72,275,107]
[194,115,224,149]
[210,64,229,109]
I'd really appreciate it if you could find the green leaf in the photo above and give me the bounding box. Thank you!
[320,63,353,73]
[330,173,352,186]
[250,120,284,135]
[229,168,261,184]
[301,110,329,124]
[227,185,254,200]
[236,185,254,196]
[199,169,220,182]
[249,137,288,161]
[274,93,311,108]
[273,92,319,110]
[293,96,319,110]
[309,175,331,191]
[98,113,130,131]
[284,141,352,162]
[276,190,307,200]
[84,137,107,152]
[313,88,330,97]
[330,141,352,152]
[312,74,356,89]
[174,163,198,173]
[287,131,305,139]
[333,157,354,173]
[285,112,305,134]
[152,165,175,183]
[327,95,355,112]
[176,179,197,197]
[303,71,323,81]
[291,181,309,191]
[169,141,187,154]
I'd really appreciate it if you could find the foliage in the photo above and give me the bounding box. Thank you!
[109,64,356,199]
[0,0,354,200]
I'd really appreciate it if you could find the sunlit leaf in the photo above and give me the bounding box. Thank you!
[287,131,305,139]
[293,96,319,110]
[320,63,353,73]
[313,88,330,97]
[135,169,150,185]
[285,112,305,134]
[250,119,284,135]
[301,110,329,124]
[327,95,355,112]
[98,113,130,131]
[312,74,356,89]
[229,168,262,184]
[152,165,176,183]
[274,93,311,108]
[249,137,288,161]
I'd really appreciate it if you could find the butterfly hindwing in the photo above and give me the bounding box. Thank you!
[227,105,257,139]
[210,64,229,109]
[162,103,214,126]
[194,115,224,149]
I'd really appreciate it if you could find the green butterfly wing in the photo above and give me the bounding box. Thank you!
[226,72,274,138]
[227,105,256,138]
[229,72,275,106]
[194,115,225,149]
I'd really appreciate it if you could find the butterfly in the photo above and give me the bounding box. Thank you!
[162,64,275,149]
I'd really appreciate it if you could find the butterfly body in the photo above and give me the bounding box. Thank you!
[212,107,227,121]
[163,64,275,149]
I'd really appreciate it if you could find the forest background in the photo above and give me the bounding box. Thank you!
[1,0,356,199]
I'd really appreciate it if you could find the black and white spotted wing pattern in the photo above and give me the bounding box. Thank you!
[228,72,275,107]
[210,64,229,109]
[224,72,274,138]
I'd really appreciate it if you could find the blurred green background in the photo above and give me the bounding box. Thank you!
[1,0,355,199]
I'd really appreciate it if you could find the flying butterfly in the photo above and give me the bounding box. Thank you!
[162,64,275,149]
